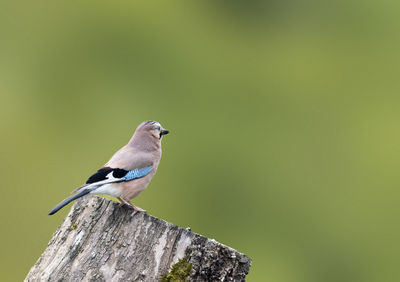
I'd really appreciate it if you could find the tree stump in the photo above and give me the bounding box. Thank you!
[25,197,252,281]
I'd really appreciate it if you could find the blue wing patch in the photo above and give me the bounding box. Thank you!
[122,166,153,181]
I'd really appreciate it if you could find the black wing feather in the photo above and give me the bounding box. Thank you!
[86,167,128,184]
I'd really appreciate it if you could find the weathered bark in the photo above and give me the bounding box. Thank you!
[25,196,252,281]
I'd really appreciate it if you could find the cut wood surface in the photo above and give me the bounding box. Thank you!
[25,197,252,281]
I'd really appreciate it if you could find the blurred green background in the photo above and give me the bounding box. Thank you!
[1,1,399,281]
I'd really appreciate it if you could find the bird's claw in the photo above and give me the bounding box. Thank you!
[131,206,146,215]
[131,207,146,216]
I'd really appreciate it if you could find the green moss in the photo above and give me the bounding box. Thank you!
[70,220,79,230]
[160,256,192,282]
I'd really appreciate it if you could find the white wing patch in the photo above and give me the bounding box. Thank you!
[84,171,123,190]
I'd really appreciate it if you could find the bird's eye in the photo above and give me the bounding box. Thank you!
[156,126,161,131]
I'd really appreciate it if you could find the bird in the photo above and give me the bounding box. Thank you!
[48,120,169,215]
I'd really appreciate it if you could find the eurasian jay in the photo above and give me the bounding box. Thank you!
[48,121,169,215]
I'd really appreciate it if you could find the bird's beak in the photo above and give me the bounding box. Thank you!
[160,129,169,136]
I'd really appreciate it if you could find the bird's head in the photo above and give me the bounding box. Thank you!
[130,121,169,149]
[138,121,169,139]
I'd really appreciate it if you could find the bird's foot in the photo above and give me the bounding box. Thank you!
[117,197,146,214]
[129,203,146,215]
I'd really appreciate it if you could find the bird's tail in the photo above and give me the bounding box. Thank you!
[48,188,93,215]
